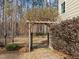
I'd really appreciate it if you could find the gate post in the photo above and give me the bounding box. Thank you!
[47,33,49,47]
[30,33,33,51]
[29,22,31,52]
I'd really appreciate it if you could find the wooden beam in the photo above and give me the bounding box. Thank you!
[26,21,59,24]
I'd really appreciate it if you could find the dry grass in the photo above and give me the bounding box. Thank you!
[0,36,73,59]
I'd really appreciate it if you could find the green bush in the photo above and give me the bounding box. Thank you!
[6,43,20,51]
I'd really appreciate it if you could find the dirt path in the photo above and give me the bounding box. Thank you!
[0,48,72,59]
[30,48,72,59]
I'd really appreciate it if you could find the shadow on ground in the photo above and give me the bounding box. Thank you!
[32,43,48,50]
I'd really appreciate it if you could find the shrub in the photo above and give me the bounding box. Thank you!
[50,17,79,59]
[6,43,20,51]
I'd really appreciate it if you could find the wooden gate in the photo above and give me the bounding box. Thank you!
[30,33,49,51]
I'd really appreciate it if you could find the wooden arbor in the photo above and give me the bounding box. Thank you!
[27,21,56,52]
